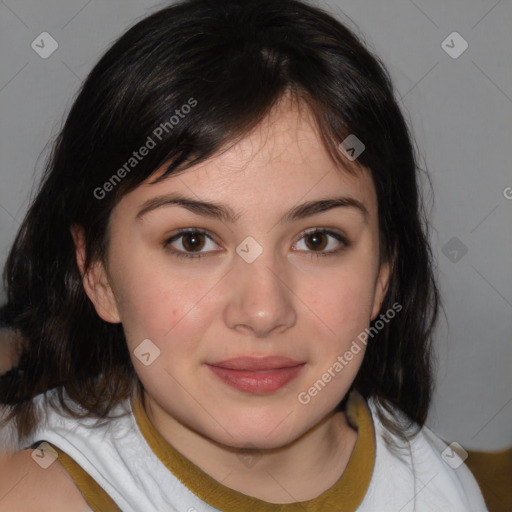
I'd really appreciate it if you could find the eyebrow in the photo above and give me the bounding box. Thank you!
[135,193,368,224]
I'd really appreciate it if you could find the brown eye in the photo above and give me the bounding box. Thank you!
[304,232,329,251]
[181,232,206,252]
[163,229,220,259]
[294,229,348,258]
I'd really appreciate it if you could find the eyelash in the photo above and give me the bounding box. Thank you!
[162,228,349,260]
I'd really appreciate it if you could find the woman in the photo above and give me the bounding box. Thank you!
[0,0,488,510]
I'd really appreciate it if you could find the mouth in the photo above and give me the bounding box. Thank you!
[205,356,306,394]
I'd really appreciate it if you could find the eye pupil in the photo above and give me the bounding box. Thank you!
[305,232,327,251]
[183,232,204,251]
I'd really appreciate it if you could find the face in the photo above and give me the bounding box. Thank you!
[75,97,390,450]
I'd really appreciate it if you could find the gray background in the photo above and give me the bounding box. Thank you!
[0,0,510,451]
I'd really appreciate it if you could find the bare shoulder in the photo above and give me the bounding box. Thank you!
[0,449,90,512]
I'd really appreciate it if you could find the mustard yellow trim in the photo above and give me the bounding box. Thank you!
[131,388,376,512]
[48,444,121,512]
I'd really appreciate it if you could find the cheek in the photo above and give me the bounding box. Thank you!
[111,268,221,373]
[302,264,377,340]
[109,260,192,342]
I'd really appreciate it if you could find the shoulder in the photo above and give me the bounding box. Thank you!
[366,398,489,511]
[408,424,488,509]
[0,449,90,512]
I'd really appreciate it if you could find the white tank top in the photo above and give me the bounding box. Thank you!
[9,388,487,512]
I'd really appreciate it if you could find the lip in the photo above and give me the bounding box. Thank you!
[209,356,304,371]
[206,356,306,394]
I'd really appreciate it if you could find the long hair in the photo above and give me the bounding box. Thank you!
[0,0,440,440]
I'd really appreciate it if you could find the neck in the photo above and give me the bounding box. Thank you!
[142,391,358,504]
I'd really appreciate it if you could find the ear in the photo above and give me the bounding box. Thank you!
[70,224,121,324]
[370,258,392,321]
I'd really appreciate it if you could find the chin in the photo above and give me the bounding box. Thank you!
[205,416,305,451]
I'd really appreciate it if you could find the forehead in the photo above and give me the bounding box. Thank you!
[118,97,378,220]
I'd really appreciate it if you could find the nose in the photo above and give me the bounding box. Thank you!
[223,248,297,338]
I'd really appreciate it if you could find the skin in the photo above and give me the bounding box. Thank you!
[71,94,391,504]
[0,451,91,511]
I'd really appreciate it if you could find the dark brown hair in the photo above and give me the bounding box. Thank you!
[0,0,440,441]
